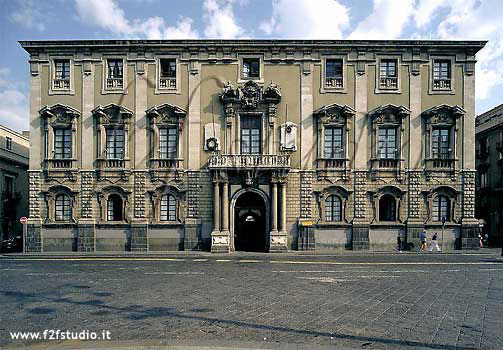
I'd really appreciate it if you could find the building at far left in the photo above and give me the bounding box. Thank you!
[0,125,29,243]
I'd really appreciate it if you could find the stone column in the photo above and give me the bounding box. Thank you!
[222,182,229,233]
[213,182,220,232]
[280,183,287,233]
[271,183,278,234]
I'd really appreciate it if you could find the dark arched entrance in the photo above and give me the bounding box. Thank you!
[234,191,267,252]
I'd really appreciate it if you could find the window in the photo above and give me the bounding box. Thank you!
[55,194,72,221]
[54,59,70,89]
[159,59,176,89]
[106,59,123,89]
[379,59,397,89]
[325,59,343,88]
[106,128,125,159]
[159,127,177,159]
[480,170,488,188]
[4,176,14,196]
[479,136,488,157]
[160,194,177,221]
[54,128,72,159]
[433,195,450,221]
[432,129,450,159]
[325,195,342,222]
[107,194,123,221]
[378,128,396,159]
[242,58,260,79]
[324,127,343,158]
[379,194,396,222]
[5,137,12,151]
[433,60,451,90]
[241,116,261,154]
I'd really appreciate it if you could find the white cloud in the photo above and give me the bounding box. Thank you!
[349,0,415,39]
[413,0,449,28]
[10,0,46,31]
[203,0,246,39]
[0,74,29,132]
[74,0,199,39]
[419,0,503,101]
[259,0,350,39]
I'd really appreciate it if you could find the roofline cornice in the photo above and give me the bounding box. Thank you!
[18,39,488,53]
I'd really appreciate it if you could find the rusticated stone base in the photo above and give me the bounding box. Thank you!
[297,220,315,251]
[130,225,148,252]
[352,225,369,250]
[78,225,95,252]
[25,224,42,252]
[462,223,480,250]
[184,219,203,251]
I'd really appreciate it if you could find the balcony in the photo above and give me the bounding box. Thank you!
[433,79,451,90]
[159,77,176,89]
[53,79,70,90]
[45,158,75,169]
[316,158,347,170]
[325,77,343,89]
[425,158,456,170]
[106,78,123,89]
[379,77,397,89]
[96,158,130,170]
[370,158,400,169]
[150,158,183,169]
[208,154,290,170]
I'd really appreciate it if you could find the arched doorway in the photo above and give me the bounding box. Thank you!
[231,189,269,252]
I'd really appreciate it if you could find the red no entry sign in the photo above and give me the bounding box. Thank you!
[20,216,27,224]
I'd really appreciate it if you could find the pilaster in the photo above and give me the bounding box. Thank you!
[300,61,313,169]
[81,56,95,169]
[188,61,201,169]
[134,60,148,169]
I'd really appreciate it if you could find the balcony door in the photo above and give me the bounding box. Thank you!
[240,115,261,155]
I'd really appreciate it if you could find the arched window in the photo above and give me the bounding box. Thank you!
[325,195,342,222]
[55,194,72,221]
[107,194,123,221]
[160,194,177,221]
[433,195,450,221]
[379,194,396,221]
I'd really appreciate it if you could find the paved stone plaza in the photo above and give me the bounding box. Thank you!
[1,252,502,350]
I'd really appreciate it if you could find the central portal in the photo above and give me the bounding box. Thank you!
[233,190,268,252]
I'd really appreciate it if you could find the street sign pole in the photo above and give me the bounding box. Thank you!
[441,217,446,252]
[20,217,27,253]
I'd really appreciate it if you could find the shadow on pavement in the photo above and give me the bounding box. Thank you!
[0,289,479,350]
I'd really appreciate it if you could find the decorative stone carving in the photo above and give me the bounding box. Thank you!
[40,104,80,128]
[280,122,297,151]
[146,103,187,130]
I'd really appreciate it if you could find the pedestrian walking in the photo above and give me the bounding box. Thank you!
[396,233,402,252]
[479,233,484,248]
[420,230,428,252]
[429,232,441,252]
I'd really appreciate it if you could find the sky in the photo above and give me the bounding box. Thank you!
[0,0,502,132]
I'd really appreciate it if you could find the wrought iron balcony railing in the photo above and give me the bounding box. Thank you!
[325,77,343,89]
[433,78,451,90]
[159,77,176,89]
[106,78,123,89]
[379,77,398,89]
[53,79,70,90]
[208,154,290,169]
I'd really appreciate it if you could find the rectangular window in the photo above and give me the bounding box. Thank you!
[106,59,123,89]
[378,128,396,159]
[480,171,488,188]
[159,127,178,159]
[242,58,260,79]
[54,59,70,89]
[159,59,176,89]
[4,175,14,196]
[379,59,398,89]
[160,195,177,221]
[5,137,12,151]
[432,129,450,159]
[324,127,344,158]
[479,136,488,156]
[241,116,261,154]
[325,59,343,88]
[54,129,72,159]
[106,128,125,159]
[433,60,451,89]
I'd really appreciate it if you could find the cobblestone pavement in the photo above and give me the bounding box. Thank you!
[1,253,502,350]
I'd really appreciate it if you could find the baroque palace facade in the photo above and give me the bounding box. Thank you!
[20,39,485,253]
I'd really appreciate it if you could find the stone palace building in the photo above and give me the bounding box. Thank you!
[20,39,485,252]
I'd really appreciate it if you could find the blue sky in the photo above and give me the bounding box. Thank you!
[1,0,502,132]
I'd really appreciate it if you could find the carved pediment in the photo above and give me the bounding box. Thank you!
[93,104,133,125]
[219,80,281,111]
[422,104,465,126]
[40,104,80,127]
[368,104,410,125]
[322,185,353,198]
[314,103,355,126]
[146,103,187,129]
